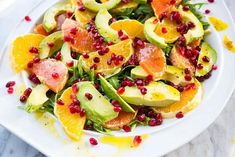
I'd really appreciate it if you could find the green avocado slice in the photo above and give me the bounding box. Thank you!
[82,0,121,12]
[99,75,135,113]
[121,82,180,107]
[25,84,49,113]
[195,42,217,77]
[39,31,64,59]
[76,82,118,124]
[43,2,72,32]
[144,17,168,48]
[95,9,121,43]
[60,42,77,71]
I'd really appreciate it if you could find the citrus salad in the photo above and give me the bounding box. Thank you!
[8,0,217,140]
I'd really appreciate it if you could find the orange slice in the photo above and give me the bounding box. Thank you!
[31,59,68,93]
[81,39,134,76]
[138,43,166,77]
[110,19,145,39]
[151,0,182,17]
[54,87,86,140]
[153,79,203,118]
[61,19,96,53]
[10,34,45,73]
[154,19,180,43]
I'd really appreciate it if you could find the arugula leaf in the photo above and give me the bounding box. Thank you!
[182,0,210,30]
[162,44,173,57]
[93,122,112,135]
[107,76,120,89]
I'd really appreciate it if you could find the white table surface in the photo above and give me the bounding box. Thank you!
[0,0,235,157]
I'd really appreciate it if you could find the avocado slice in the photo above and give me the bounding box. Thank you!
[110,1,138,14]
[95,9,121,43]
[82,0,121,12]
[195,42,217,77]
[76,82,118,124]
[39,31,64,59]
[25,84,49,113]
[131,65,192,85]
[61,42,77,70]
[134,0,147,4]
[121,82,180,107]
[99,75,135,113]
[178,6,204,44]
[144,17,168,48]
[43,2,72,32]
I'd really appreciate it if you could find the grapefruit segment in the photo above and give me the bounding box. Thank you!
[54,87,86,140]
[31,59,68,93]
[137,43,166,77]
[61,19,95,53]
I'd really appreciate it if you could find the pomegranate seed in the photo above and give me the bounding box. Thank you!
[183,5,189,11]
[7,87,14,94]
[29,47,38,53]
[66,11,73,18]
[90,64,97,70]
[73,99,80,106]
[121,0,129,3]
[160,12,167,19]
[93,57,100,63]
[70,27,78,35]
[55,52,62,60]
[208,0,214,3]
[146,75,154,81]
[184,75,192,81]
[111,100,120,106]
[82,52,89,59]
[80,109,86,117]
[170,0,176,4]
[57,99,64,105]
[27,61,34,68]
[78,5,86,11]
[153,18,158,24]
[69,103,81,114]
[177,86,184,92]
[85,93,93,100]
[162,27,167,33]
[89,138,98,145]
[66,61,74,67]
[187,22,195,29]
[184,83,196,91]
[111,53,116,60]
[113,106,122,112]
[117,55,124,61]
[202,56,210,62]
[118,30,124,37]
[148,118,157,126]
[184,68,190,74]
[204,72,212,79]
[120,35,129,40]
[63,35,74,42]
[23,88,32,97]
[107,41,113,45]
[123,125,131,132]
[205,9,211,14]
[140,87,147,95]
[20,95,27,102]
[70,93,76,100]
[114,59,120,65]
[137,114,145,122]
[33,57,40,63]
[47,42,54,48]
[52,72,59,79]
[135,79,144,86]
[98,50,105,56]
[5,81,15,88]
[133,136,142,146]
[176,111,184,119]
[197,64,204,70]
[212,64,218,70]
[117,87,125,95]
[72,84,78,93]
[24,16,31,22]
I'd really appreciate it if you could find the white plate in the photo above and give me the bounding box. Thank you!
[0,0,235,156]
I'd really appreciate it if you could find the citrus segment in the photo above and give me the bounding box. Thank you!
[81,39,134,76]
[137,43,166,76]
[153,80,203,118]
[111,19,145,39]
[103,111,135,130]
[54,87,86,140]
[62,19,95,53]
[154,19,180,43]
[10,34,45,73]
[31,59,68,93]
[151,0,182,17]
[34,24,50,36]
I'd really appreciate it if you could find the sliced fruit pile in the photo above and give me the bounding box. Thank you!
[9,0,217,140]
